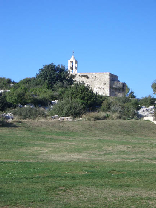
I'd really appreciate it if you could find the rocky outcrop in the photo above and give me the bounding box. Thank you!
[137,106,155,118]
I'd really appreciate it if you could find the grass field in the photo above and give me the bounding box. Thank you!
[1,119,156,207]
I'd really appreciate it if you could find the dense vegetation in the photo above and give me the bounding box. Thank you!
[0,77,15,90]
[0,63,155,119]
[5,63,74,106]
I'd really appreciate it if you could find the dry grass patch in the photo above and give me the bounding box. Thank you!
[48,186,156,208]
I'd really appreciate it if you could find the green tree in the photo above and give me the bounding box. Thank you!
[125,85,136,98]
[6,63,75,107]
[6,77,56,106]
[127,91,136,98]
[125,85,130,96]
[63,83,101,110]
[0,77,15,90]
[6,85,28,105]
[49,83,104,117]
[29,87,55,106]
[151,80,156,94]
[36,63,73,89]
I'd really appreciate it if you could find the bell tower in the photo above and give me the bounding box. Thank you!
[68,52,78,74]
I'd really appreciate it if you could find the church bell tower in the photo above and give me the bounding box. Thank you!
[68,52,78,74]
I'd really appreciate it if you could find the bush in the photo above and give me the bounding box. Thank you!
[11,107,47,119]
[0,94,8,111]
[100,97,139,120]
[100,97,111,112]
[0,77,14,90]
[49,99,85,118]
[63,83,103,110]
[139,96,156,107]
[108,112,121,120]
[82,112,110,121]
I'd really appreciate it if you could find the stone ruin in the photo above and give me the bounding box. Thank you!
[68,54,126,97]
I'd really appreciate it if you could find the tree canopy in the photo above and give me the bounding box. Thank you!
[0,77,15,90]
[126,85,136,98]
[62,83,102,110]
[6,64,74,106]
[36,63,73,89]
[151,80,156,94]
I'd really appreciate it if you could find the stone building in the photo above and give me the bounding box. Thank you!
[68,54,78,74]
[68,54,126,97]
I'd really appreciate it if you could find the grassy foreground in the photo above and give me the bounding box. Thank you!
[1,119,156,208]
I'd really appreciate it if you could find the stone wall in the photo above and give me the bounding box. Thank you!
[110,73,126,97]
[73,72,126,97]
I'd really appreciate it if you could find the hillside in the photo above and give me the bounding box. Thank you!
[1,120,156,207]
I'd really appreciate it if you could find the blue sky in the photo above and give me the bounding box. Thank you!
[0,0,156,98]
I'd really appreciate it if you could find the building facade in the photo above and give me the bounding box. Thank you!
[68,55,126,97]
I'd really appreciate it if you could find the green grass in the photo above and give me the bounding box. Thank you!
[1,120,156,207]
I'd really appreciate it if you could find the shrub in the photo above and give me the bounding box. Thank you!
[49,99,85,118]
[0,94,8,111]
[101,97,111,112]
[108,112,121,120]
[63,83,102,110]
[11,107,47,119]
[0,77,14,90]
[82,112,110,121]
[100,97,139,120]
[139,96,156,107]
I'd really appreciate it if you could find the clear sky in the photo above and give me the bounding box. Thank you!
[0,0,156,98]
